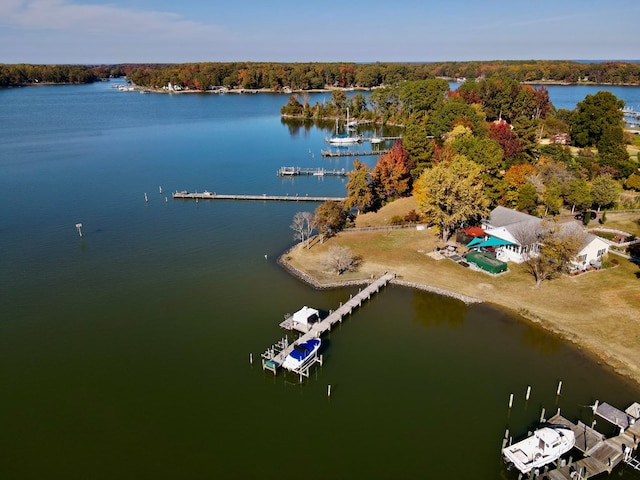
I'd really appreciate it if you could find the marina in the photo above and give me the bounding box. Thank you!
[172,190,345,202]
[261,273,396,379]
[504,401,640,479]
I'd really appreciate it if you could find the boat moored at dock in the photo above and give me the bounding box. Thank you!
[281,338,321,371]
[503,424,575,474]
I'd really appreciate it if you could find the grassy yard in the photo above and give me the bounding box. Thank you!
[283,203,640,384]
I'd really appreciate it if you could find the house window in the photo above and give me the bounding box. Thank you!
[578,254,587,262]
[597,249,606,258]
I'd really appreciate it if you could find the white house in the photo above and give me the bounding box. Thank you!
[477,206,609,267]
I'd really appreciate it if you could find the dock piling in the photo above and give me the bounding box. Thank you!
[526,385,531,401]
[509,393,514,409]
[557,380,563,396]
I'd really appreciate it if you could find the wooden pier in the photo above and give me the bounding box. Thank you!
[172,190,344,202]
[261,273,396,378]
[321,149,388,157]
[517,401,640,480]
[277,166,349,177]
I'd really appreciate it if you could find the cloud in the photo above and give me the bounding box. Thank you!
[1,0,226,39]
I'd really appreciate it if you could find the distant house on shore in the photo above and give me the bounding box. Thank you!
[473,206,609,268]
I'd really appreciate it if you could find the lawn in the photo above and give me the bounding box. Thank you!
[283,203,640,384]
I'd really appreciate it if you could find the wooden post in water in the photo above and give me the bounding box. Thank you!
[249,353,253,365]
[509,393,514,408]
[540,407,546,423]
[327,384,331,397]
[75,223,83,238]
[526,385,531,401]
[556,380,563,396]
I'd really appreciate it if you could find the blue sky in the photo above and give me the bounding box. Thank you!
[1,0,638,64]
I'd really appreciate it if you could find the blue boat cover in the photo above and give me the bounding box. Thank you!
[289,339,320,361]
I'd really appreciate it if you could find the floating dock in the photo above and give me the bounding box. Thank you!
[261,273,396,379]
[277,167,349,177]
[172,190,345,202]
[512,401,640,479]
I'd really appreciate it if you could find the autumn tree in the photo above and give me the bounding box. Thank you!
[370,140,414,206]
[511,219,585,287]
[505,164,538,190]
[488,121,522,160]
[345,159,374,214]
[413,156,490,241]
[314,201,347,243]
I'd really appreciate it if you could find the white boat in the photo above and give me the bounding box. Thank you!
[327,108,362,145]
[503,425,575,474]
[281,338,321,371]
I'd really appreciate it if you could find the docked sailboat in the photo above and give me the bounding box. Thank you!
[502,425,575,474]
[327,108,362,145]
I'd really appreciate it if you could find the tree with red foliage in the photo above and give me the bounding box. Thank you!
[488,121,522,159]
[371,141,414,206]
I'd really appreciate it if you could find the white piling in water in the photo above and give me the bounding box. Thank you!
[526,385,531,401]
[159,185,162,194]
[249,353,253,365]
[556,380,563,396]
[509,393,514,408]
[593,400,599,414]
[327,384,331,397]
[75,223,83,238]
[144,192,148,203]
[540,407,546,423]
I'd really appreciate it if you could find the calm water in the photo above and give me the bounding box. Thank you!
[1,81,640,479]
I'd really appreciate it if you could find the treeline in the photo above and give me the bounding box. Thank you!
[0,64,131,87]
[126,61,640,90]
[2,61,640,89]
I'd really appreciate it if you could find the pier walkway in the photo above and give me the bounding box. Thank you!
[261,273,396,377]
[278,166,348,177]
[172,190,344,202]
[321,149,388,157]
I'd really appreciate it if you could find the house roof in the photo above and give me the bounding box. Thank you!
[484,206,537,229]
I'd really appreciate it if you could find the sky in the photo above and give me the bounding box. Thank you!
[0,0,638,64]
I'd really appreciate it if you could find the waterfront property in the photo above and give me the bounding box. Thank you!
[477,206,609,268]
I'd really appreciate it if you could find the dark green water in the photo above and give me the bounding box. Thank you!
[1,81,640,479]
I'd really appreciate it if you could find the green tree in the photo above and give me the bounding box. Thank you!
[591,174,621,210]
[517,182,538,214]
[571,91,625,148]
[565,178,592,213]
[413,156,490,241]
[542,177,562,215]
[403,122,435,179]
[345,159,374,214]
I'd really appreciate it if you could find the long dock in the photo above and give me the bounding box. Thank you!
[520,402,640,480]
[321,149,388,157]
[172,190,344,202]
[261,273,396,378]
[277,166,349,177]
